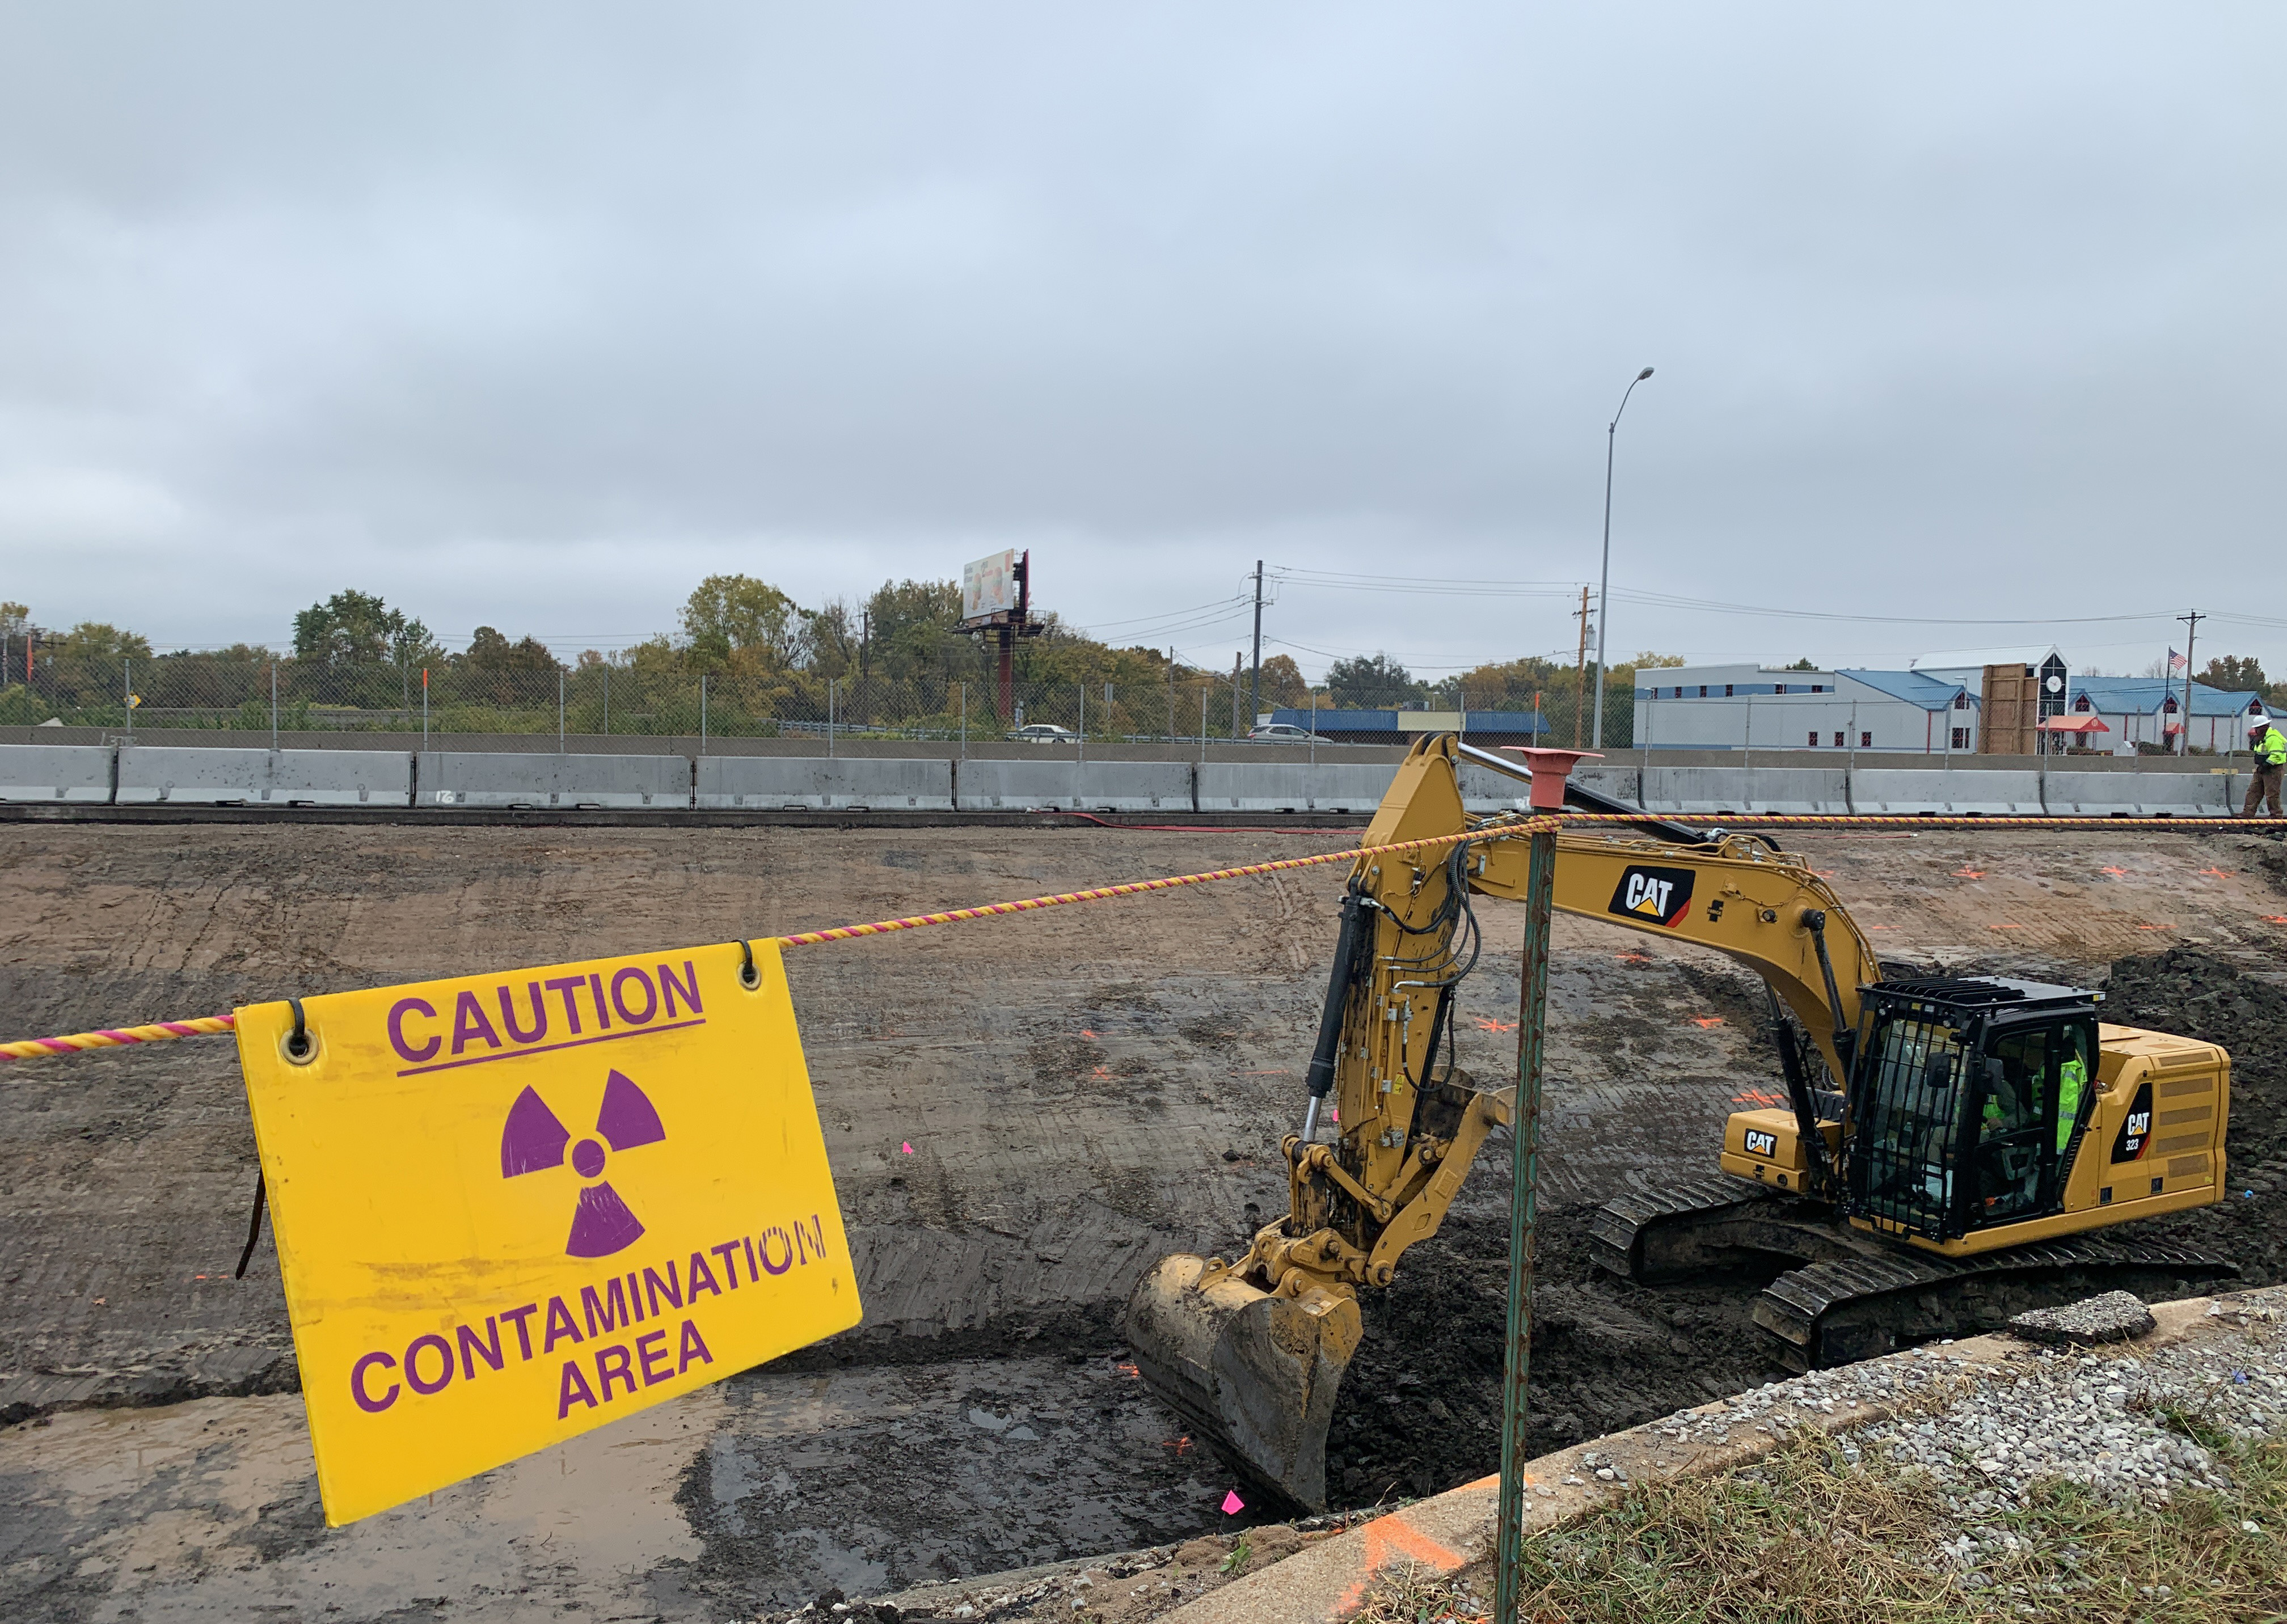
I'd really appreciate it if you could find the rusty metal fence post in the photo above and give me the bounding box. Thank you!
[1495,817,1555,1624]
[1493,747,1596,1624]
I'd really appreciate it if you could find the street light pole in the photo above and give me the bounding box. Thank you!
[1590,366,1655,751]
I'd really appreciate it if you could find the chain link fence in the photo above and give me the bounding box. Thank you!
[0,656,1639,747]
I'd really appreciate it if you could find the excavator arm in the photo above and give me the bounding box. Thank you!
[1128,734,1883,1507]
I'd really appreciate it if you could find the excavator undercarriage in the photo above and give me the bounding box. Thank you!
[1126,735,2237,1508]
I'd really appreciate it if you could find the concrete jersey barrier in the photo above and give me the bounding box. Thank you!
[2041,771,2231,818]
[1195,761,1400,814]
[953,758,1195,811]
[0,742,117,803]
[697,756,953,810]
[1642,766,1851,815]
[1848,768,2047,815]
[115,745,413,806]
[417,752,691,810]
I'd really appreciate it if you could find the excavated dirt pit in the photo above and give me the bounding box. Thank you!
[2,822,2284,1619]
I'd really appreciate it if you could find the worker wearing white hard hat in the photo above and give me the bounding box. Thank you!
[2243,710,2285,817]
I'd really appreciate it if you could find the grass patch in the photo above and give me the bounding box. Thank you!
[1353,1431,2285,1624]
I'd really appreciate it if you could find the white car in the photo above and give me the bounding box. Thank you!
[1008,723,1079,746]
[1245,723,1316,742]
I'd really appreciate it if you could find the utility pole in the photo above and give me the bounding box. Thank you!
[860,607,871,680]
[1571,585,1592,748]
[1247,560,1265,725]
[2178,610,2205,756]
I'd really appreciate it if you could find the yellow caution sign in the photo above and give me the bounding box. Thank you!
[234,939,858,1526]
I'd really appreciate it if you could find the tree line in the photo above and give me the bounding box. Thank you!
[0,579,1665,711]
[11,586,2272,716]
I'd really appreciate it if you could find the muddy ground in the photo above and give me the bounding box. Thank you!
[2,821,2284,1619]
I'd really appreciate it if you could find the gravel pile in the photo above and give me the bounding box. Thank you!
[1845,1293,2282,1512]
[1651,1344,1987,1452]
[2008,1289,2158,1345]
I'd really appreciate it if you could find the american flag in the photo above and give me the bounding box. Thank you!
[2167,648,2187,674]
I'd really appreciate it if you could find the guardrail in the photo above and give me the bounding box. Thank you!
[0,745,2259,819]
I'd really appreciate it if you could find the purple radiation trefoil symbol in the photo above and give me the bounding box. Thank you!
[500,1069,668,1258]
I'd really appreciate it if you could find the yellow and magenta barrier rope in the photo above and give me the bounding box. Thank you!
[7,808,2280,1064]
[0,819,1531,1064]
[2,1014,239,1063]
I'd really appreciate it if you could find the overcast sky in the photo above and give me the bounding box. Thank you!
[2,4,2282,680]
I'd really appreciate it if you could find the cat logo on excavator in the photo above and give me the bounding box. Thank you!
[1608,865,1695,927]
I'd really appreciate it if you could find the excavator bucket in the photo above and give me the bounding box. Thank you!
[1125,1252,1361,1511]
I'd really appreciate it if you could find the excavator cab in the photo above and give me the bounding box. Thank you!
[1845,978,2102,1244]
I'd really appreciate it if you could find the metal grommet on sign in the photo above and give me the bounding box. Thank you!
[737,940,761,991]
[281,997,316,1065]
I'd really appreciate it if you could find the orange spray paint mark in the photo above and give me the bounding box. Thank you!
[1332,1513,1470,1617]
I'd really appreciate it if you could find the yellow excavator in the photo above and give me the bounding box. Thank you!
[1128,735,2234,1508]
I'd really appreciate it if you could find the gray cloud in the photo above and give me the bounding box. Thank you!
[1,3,2281,676]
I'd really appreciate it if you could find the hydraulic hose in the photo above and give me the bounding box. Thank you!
[1300,889,1372,1143]
[1803,908,1856,1076]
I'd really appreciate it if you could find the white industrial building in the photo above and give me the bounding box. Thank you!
[1634,664,1977,754]
[1636,662,2263,755]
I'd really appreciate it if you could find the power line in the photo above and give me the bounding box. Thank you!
[1270,565,2186,628]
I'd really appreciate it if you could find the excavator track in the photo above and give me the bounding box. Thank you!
[1754,1233,2237,1371]
[1590,1178,1777,1277]
[1594,1180,2237,1371]
[1591,1177,1868,1282]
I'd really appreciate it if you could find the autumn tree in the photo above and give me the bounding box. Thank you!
[1256,653,1312,708]
[861,578,977,681]
[458,627,559,671]
[292,591,438,667]
[49,621,154,662]
[679,575,799,670]
[2200,654,2265,694]
[1326,653,1425,708]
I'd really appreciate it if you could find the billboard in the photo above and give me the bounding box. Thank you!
[962,549,1020,622]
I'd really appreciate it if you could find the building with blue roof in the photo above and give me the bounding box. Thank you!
[1635,661,2261,754]
[1634,663,1977,753]
[2062,676,2263,753]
